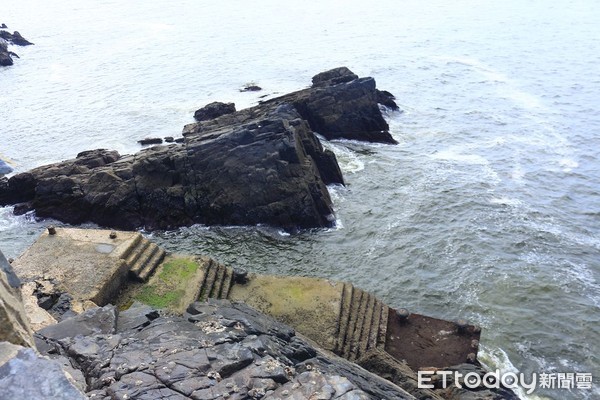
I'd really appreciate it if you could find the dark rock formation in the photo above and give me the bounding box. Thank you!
[0,27,34,66]
[9,31,33,46]
[0,38,13,66]
[0,342,87,399]
[138,137,163,145]
[193,101,236,122]
[312,66,359,87]
[32,300,414,399]
[248,67,399,144]
[0,68,398,231]
[240,85,262,92]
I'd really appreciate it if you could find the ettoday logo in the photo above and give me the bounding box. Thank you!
[417,369,593,395]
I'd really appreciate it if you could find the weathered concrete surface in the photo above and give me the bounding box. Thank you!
[228,273,344,352]
[385,309,481,370]
[0,342,87,399]
[8,229,517,399]
[12,228,141,306]
[0,250,34,348]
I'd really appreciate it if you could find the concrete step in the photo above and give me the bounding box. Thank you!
[198,259,218,301]
[357,292,377,360]
[348,288,372,361]
[137,248,166,282]
[129,243,159,281]
[119,233,144,262]
[341,286,365,360]
[125,238,150,267]
[209,263,226,298]
[219,266,233,299]
[366,299,383,353]
[377,304,389,350]
[335,283,354,355]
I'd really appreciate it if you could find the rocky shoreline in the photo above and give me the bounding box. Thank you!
[1,238,518,399]
[0,24,33,66]
[0,67,396,231]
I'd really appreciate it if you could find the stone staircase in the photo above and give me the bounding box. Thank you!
[335,283,389,361]
[120,234,166,282]
[197,259,234,301]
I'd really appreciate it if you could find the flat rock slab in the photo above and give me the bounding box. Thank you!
[12,228,140,305]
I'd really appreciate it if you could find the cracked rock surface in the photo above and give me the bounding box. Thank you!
[33,300,414,400]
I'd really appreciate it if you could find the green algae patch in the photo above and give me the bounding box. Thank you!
[129,255,206,313]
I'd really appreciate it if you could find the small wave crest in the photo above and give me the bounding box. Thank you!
[479,345,553,400]
[322,142,365,173]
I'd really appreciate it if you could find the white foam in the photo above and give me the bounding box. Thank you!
[559,158,579,172]
[322,142,365,173]
[490,197,522,207]
[430,149,489,165]
[479,345,553,400]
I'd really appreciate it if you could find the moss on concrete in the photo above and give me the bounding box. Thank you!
[129,256,205,312]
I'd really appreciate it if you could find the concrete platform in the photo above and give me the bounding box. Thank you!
[12,228,164,305]
[13,228,481,372]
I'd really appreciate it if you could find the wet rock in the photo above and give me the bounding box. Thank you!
[0,342,87,399]
[0,109,338,230]
[0,68,399,230]
[0,38,13,66]
[10,31,34,46]
[312,66,359,87]
[138,137,163,145]
[240,85,262,92]
[377,89,399,110]
[0,27,33,66]
[193,101,236,121]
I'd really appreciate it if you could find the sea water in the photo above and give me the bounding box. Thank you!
[1,1,599,398]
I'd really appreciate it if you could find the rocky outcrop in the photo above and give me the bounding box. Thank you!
[2,67,399,231]
[0,342,87,399]
[0,250,34,348]
[184,67,398,144]
[0,26,33,66]
[194,101,236,121]
[30,300,415,399]
[0,68,397,230]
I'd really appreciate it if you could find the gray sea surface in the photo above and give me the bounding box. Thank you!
[1,1,599,398]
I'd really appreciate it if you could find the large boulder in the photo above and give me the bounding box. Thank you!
[193,101,236,121]
[0,68,397,231]
[0,107,339,231]
[0,342,87,399]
